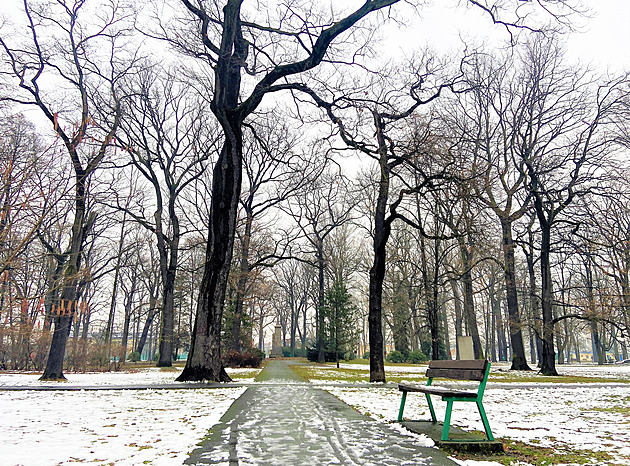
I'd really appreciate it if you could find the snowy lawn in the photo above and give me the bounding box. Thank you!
[0,366,257,466]
[321,362,630,465]
[2,362,630,465]
[0,366,261,386]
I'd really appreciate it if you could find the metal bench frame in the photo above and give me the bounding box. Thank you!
[397,359,494,441]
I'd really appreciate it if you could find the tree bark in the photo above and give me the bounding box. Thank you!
[229,209,252,352]
[40,172,89,380]
[368,113,390,382]
[538,224,558,376]
[458,238,483,359]
[316,241,326,363]
[500,218,531,370]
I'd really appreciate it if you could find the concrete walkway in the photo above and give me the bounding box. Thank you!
[185,359,456,465]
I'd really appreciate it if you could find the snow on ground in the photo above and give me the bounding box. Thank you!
[327,363,630,465]
[1,363,629,465]
[0,366,260,386]
[0,367,256,466]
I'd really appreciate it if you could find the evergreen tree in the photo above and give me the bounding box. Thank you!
[322,281,359,368]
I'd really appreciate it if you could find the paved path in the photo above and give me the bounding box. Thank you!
[185,359,456,465]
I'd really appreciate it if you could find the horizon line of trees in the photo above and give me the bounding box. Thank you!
[0,0,628,380]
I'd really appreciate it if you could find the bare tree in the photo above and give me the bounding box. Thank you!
[0,0,138,379]
[513,37,627,375]
[158,0,411,382]
[116,66,217,366]
[443,50,533,369]
[283,169,358,363]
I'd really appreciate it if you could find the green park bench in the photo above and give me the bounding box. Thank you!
[397,359,494,442]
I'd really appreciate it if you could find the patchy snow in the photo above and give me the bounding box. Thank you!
[1,362,629,465]
[0,387,245,466]
[0,366,260,386]
[327,363,630,466]
[0,367,256,466]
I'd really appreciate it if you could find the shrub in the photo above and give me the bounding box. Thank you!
[281,346,307,358]
[344,351,356,361]
[222,350,244,368]
[241,348,265,368]
[386,350,406,363]
[362,351,370,359]
[306,346,337,362]
[128,351,141,362]
[408,349,428,364]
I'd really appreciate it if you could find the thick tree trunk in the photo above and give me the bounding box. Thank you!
[176,130,240,382]
[500,218,531,370]
[539,225,558,376]
[40,171,89,380]
[157,268,176,367]
[368,113,390,383]
[156,192,181,367]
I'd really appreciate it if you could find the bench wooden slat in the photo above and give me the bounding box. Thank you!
[398,384,477,398]
[425,368,486,381]
[425,359,488,381]
[426,359,487,370]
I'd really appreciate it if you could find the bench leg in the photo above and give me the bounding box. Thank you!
[441,399,454,441]
[425,393,437,423]
[476,401,494,441]
[398,391,407,422]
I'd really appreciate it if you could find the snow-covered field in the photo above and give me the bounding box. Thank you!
[0,367,255,466]
[1,362,629,465]
[326,362,630,465]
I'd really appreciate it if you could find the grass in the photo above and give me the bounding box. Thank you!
[289,364,372,383]
[448,438,619,465]
[290,360,630,385]
[489,370,630,384]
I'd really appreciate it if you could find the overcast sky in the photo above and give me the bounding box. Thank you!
[393,0,630,73]
[3,1,628,71]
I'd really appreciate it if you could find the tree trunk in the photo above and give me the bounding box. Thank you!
[316,242,326,363]
[40,169,90,380]
[420,235,440,360]
[449,278,463,360]
[105,212,127,363]
[458,239,483,359]
[367,113,392,383]
[136,293,158,357]
[157,267,176,367]
[230,209,253,352]
[500,218,531,370]
[539,225,558,376]
[120,270,137,364]
[176,130,240,382]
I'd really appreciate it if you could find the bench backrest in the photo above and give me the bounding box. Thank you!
[425,359,488,381]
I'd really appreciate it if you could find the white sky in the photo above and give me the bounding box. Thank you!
[383,0,630,73]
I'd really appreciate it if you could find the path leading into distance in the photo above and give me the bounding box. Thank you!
[185,359,456,466]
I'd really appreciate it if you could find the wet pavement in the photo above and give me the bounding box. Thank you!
[185,359,456,465]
